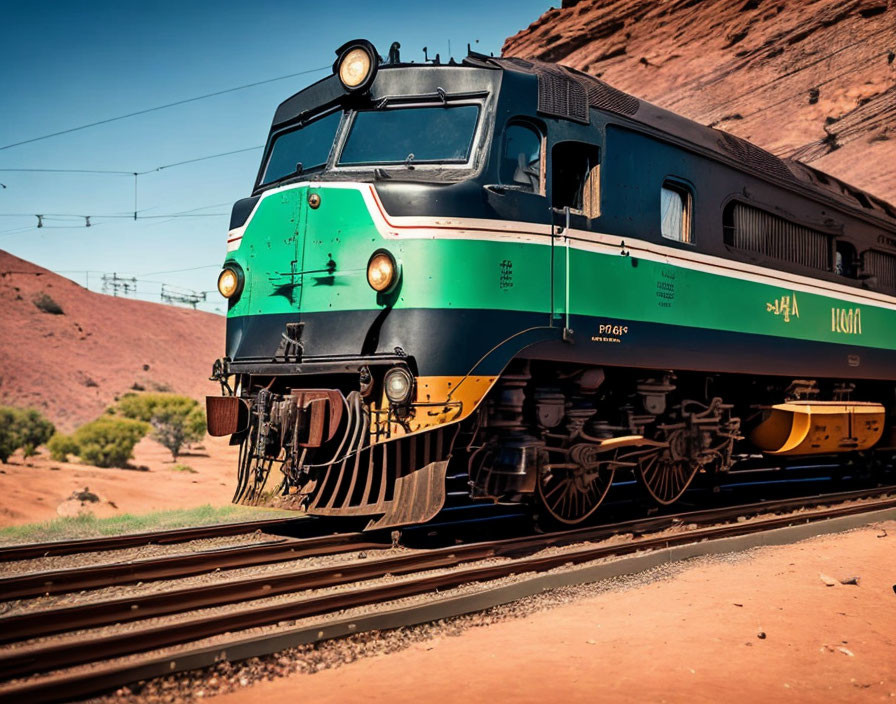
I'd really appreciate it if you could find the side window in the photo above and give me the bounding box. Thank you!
[660,181,693,243]
[500,123,543,193]
[552,141,601,217]
[835,240,857,278]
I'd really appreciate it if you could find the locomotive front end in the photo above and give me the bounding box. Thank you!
[206,42,513,528]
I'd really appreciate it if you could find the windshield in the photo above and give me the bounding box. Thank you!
[339,104,480,166]
[261,111,342,185]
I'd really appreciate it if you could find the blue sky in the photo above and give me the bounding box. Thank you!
[0,0,548,312]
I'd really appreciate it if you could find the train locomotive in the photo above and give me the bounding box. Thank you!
[207,39,896,528]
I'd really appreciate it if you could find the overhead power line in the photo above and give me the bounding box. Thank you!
[136,264,222,277]
[146,145,263,173]
[0,168,134,175]
[0,65,329,151]
[0,144,264,177]
[0,212,224,218]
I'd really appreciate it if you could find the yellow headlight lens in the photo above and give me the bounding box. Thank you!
[367,252,395,292]
[339,47,372,88]
[217,267,240,298]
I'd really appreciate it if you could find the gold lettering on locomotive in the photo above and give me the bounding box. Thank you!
[831,306,862,335]
[592,323,629,343]
[766,292,800,322]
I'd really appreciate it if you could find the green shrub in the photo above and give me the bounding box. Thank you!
[72,417,149,468]
[114,393,205,460]
[170,463,197,474]
[16,409,55,458]
[48,433,80,462]
[33,292,64,315]
[0,407,21,463]
[0,406,55,462]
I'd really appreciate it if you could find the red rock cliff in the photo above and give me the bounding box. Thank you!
[503,0,896,202]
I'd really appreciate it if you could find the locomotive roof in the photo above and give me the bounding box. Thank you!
[467,54,896,229]
[271,50,894,229]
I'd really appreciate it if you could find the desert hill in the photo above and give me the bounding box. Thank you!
[503,0,896,203]
[0,250,224,431]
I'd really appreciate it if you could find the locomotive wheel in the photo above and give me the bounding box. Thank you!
[637,454,698,505]
[536,451,616,525]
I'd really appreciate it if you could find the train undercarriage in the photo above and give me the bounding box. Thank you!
[209,360,894,529]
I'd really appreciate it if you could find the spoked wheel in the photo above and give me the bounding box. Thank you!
[637,454,698,505]
[537,447,616,525]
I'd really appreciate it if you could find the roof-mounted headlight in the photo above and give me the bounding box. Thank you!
[333,39,378,93]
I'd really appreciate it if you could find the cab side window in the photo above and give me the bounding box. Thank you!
[660,181,693,243]
[500,123,543,194]
[551,141,601,218]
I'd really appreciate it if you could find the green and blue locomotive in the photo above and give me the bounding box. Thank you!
[207,40,896,527]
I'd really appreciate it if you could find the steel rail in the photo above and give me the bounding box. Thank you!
[0,517,308,562]
[3,505,892,704]
[2,493,895,681]
[2,484,892,640]
[0,533,390,600]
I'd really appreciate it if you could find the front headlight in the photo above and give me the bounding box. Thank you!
[217,266,243,299]
[367,250,399,293]
[384,367,415,405]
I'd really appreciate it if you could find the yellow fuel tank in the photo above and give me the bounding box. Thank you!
[750,401,885,456]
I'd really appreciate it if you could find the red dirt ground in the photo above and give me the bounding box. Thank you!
[503,0,896,204]
[0,434,238,525]
[0,249,223,432]
[218,521,896,704]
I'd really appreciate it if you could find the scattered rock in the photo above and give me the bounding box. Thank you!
[819,573,837,586]
[839,576,860,586]
[838,646,855,657]
[57,486,102,517]
[757,631,767,639]
[69,487,99,503]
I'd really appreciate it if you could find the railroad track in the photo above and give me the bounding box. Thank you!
[0,516,313,562]
[0,485,894,703]
[0,532,391,599]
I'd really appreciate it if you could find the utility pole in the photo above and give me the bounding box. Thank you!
[101,273,137,297]
[160,284,206,309]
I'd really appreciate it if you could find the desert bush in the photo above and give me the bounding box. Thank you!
[33,292,64,315]
[15,409,55,458]
[48,433,80,462]
[114,393,205,461]
[0,407,21,463]
[0,406,55,462]
[72,417,149,468]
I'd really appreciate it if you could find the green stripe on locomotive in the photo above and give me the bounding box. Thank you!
[225,183,896,356]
